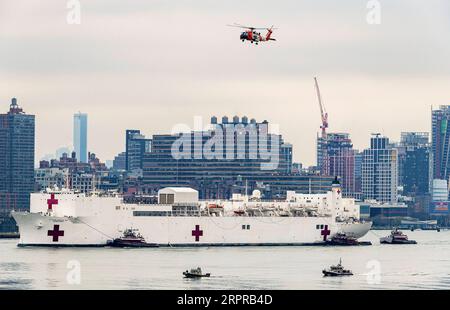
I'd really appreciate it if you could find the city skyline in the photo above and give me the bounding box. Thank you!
[1,1,450,166]
[21,107,446,167]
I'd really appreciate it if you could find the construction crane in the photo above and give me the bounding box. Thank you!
[314,77,328,139]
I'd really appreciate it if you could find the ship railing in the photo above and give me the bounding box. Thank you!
[133,210,201,217]
[171,210,201,216]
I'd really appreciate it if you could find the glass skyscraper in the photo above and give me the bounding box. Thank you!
[73,112,88,163]
[432,106,450,180]
[361,134,398,203]
[0,98,35,232]
[125,130,152,172]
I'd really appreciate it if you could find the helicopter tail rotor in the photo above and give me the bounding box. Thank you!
[266,26,277,41]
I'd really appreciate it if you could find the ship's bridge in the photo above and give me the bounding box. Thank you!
[158,187,199,204]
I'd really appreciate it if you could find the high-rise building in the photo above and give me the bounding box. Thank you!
[317,133,356,197]
[362,134,398,203]
[354,151,363,199]
[432,106,450,180]
[113,152,126,171]
[125,130,151,172]
[397,132,432,196]
[0,98,35,232]
[73,112,88,163]
[142,116,312,199]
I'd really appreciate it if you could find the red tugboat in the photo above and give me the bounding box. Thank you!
[327,232,359,246]
[111,229,159,248]
[380,228,417,244]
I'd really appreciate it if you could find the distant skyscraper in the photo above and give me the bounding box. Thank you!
[125,130,151,172]
[432,106,450,180]
[362,134,398,203]
[73,112,88,163]
[0,98,35,231]
[317,133,356,197]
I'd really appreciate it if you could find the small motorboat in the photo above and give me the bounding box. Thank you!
[183,267,211,278]
[326,232,359,246]
[380,228,417,244]
[322,259,353,277]
[111,229,159,248]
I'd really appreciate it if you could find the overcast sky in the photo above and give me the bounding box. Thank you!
[1,0,450,165]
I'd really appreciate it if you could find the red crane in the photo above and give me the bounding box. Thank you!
[314,77,328,138]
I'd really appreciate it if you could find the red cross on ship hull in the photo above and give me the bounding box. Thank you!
[192,225,203,242]
[321,225,331,241]
[48,224,64,242]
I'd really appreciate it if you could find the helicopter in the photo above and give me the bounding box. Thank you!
[227,23,277,45]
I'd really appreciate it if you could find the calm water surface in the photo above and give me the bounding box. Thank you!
[1,230,450,290]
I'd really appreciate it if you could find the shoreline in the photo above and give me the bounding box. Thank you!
[0,233,19,239]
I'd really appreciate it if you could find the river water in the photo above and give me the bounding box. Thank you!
[1,230,449,290]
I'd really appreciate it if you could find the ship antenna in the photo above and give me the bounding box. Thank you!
[92,173,96,194]
[65,169,70,190]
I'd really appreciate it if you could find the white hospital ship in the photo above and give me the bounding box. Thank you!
[12,179,371,246]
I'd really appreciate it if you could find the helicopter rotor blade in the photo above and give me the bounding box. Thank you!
[227,23,267,30]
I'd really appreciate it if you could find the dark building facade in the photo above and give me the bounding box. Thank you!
[0,98,35,232]
[125,130,151,172]
[142,116,330,199]
[398,132,431,197]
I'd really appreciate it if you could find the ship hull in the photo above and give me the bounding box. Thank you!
[12,211,371,247]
